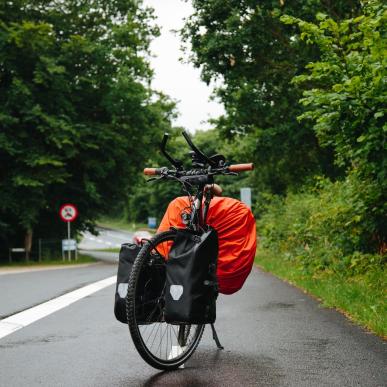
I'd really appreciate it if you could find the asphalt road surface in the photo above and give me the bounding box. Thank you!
[78,227,134,251]
[0,261,386,386]
[78,227,133,263]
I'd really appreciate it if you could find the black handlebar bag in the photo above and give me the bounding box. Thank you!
[114,243,165,324]
[165,227,219,324]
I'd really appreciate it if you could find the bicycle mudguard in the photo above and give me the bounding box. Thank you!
[164,227,218,324]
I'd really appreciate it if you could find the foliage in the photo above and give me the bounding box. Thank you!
[258,176,385,275]
[255,2,386,334]
[282,0,386,250]
[182,0,360,193]
[0,0,174,257]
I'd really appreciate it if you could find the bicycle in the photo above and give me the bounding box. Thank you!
[126,131,253,370]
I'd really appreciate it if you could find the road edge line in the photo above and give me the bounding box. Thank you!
[0,275,116,340]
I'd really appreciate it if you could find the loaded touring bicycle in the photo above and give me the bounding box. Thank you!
[115,131,255,370]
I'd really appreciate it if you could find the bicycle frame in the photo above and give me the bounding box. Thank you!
[188,184,212,232]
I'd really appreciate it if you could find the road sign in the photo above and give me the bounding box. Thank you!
[240,187,252,208]
[148,217,157,229]
[59,204,78,222]
[62,239,77,251]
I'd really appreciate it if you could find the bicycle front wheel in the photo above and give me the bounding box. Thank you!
[126,230,205,370]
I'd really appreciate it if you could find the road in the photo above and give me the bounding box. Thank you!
[78,227,133,263]
[78,227,134,251]
[0,230,386,386]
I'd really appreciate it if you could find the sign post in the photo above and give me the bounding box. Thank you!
[240,187,252,208]
[59,204,78,261]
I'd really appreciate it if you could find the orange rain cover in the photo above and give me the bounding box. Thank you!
[158,196,257,295]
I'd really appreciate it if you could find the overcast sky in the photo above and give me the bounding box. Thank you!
[143,0,225,133]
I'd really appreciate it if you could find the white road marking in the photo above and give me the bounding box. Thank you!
[0,275,116,340]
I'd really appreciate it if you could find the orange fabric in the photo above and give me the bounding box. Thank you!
[158,196,257,294]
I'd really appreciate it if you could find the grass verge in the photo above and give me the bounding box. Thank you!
[0,254,96,267]
[255,249,386,338]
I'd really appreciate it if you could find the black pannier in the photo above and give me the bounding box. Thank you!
[114,243,140,323]
[114,243,165,324]
[165,227,219,324]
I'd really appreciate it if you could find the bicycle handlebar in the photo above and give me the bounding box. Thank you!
[143,163,254,176]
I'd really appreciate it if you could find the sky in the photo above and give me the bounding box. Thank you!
[143,0,225,133]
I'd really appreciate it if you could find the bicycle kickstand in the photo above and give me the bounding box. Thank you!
[210,323,224,350]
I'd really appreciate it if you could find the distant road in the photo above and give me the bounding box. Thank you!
[0,261,386,386]
[77,227,134,263]
[78,227,134,251]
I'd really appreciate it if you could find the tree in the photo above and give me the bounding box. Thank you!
[0,0,174,258]
[282,0,386,251]
[182,0,360,193]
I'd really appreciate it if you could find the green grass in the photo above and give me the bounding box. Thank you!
[255,249,387,338]
[0,254,96,267]
[97,216,152,232]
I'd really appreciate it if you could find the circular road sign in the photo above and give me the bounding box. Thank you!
[59,204,78,223]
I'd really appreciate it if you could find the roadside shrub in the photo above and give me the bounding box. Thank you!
[259,175,386,275]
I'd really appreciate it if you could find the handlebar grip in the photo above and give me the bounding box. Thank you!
[228,163,254,172]
[144,168,161,176]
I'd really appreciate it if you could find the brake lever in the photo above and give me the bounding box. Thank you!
[146,176,165,183]
[222,171,238,176]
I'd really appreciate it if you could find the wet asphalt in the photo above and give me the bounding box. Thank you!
[0,262,386,386]
[0,263,116,319]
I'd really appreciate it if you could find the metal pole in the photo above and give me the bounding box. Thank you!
[67,221,71,261]
[38,239,42,262]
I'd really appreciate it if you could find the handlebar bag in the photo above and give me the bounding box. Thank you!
[114,243,165,324]
[164,227,218,324]
[158,196,257,295]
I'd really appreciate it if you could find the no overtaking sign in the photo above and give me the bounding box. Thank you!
[59,204,78,261]
[59,204,78,223]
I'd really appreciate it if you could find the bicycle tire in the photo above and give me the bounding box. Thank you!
[126,230,205,370]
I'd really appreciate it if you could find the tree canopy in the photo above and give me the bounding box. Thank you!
[0,0,174,255]
[282,0,386,250]
[182,0,361,193]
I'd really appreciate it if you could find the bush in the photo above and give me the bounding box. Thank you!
[259,176,386,275]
